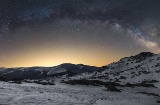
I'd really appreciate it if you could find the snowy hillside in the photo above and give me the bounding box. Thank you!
[0,52,160,104]
[69,52,160,88]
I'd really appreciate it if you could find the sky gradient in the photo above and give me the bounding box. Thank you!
[0,0,160,67]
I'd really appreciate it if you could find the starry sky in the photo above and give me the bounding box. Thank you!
[0,0,160,67]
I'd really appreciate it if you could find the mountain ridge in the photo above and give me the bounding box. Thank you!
[0,63,100,79]
[67,52,160,89]
[0,52,160,86]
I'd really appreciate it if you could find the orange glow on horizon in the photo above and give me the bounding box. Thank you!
[1,45,125,68]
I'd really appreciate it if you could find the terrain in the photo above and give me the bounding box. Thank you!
[0,52,160,105]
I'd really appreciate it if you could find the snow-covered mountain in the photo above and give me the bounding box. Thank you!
[0,52,160,87]
[1,52,160,87]
[0,52,160,105]
[0,63,99,79]
[70,52,160,88]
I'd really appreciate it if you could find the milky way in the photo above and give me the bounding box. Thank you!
[0,0,160,67]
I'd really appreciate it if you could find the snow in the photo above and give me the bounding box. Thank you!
[72,53,160,87]
[0,81,159,105]
[47,67,67,76]
[0,52,160,104]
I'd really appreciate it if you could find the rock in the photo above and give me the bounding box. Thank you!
[125,83,134,87]
[106,85,121,92]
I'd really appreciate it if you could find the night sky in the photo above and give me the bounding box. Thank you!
[0,0,160,67]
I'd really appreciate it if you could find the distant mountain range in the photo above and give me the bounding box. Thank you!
[0,52,160,89]
[0,63,99,79]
